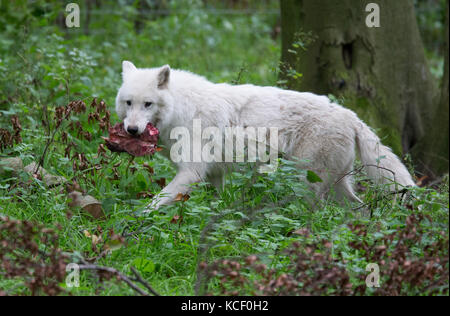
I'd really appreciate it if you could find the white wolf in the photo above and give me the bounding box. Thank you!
[115,61,415,210]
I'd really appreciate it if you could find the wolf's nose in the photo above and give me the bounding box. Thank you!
[127,126,139,135]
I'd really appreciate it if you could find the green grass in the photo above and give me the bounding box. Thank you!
[0,0,448,296]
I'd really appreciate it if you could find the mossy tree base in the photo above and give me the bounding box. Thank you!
[280,0,447,176]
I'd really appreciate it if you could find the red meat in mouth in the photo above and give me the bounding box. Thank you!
[103,122,159,157]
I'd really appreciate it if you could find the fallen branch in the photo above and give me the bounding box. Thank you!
[78,264,160,296]
[130,266,160,296]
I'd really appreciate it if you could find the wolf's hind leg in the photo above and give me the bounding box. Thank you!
[209,174,225,193]
[334,177,363,204]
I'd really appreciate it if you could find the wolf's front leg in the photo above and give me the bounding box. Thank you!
[145,168,205,211]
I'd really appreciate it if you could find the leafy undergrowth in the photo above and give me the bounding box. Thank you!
[0,99,448,295]
[200,212,448,296]
[0,0,448,296]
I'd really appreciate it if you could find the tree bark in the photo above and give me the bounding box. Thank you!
[412,1,449,177]
[280,0,443,175]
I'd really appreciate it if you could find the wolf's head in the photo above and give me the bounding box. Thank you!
[115,61,173,135]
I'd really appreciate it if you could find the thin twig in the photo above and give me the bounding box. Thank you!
[78,264,160,296]
[125,156,135,177]
[34,105,74,174]
[130,266,160,296]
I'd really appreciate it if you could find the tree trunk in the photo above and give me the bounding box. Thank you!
[412,1,449,177]
[280,0,442,175]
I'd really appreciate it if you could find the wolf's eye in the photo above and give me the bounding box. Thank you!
[126,100,132,106]
[144,102,153,108]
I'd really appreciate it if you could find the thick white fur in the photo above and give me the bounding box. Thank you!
[115,62,415,209]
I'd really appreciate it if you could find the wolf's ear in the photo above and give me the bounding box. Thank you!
[157,65,170,89]
[122,61,137,79]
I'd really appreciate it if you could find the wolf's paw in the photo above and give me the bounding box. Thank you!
[142,208,154,214]
[143,196,164,213]
[143,202,159,214]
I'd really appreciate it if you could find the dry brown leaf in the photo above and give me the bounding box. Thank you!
[174,193,190,202]
[174,193,184,201]
[68,191,105,219]
[83,229,103,246]
[170,214,183,224]
[416,175,430,187]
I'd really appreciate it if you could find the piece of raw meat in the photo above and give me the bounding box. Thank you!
[103,122,159,157]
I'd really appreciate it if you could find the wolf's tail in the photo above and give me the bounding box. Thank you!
[355,121,415,189]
